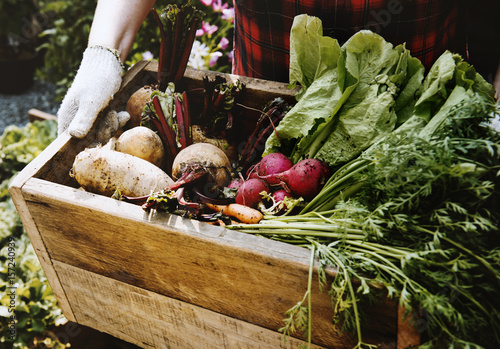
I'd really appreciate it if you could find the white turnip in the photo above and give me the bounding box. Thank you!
[126,85,154,129]
[71,147,174,197]
[171,143,232,194]
[115,126,166,168]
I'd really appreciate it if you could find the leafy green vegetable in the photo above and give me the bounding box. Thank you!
[232,15,500,349]
[264,15,424,169]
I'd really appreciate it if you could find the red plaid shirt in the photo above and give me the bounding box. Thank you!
[232,0,465,82]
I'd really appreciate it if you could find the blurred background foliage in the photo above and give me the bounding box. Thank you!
[37,0,234,100]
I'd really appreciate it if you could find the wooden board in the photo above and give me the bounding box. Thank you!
[20,177,404,348]
[54,261,327,349]
[9,61,420,348]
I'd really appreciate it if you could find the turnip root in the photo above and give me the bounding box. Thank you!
[235,178,270,208]
[126,85,154,129]
[71,147,174,197]
[191,125,238,161]
[260,159,330,200]
[171,143,231,193]
[115,126,166,168]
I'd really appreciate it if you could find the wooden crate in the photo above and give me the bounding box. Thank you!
[9,61,419,349]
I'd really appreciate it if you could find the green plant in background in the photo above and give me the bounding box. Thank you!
[37,0,97,99]
[37,0,234,101]
[0,121,65,349]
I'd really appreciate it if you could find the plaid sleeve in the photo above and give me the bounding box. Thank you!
[232,0,464,82]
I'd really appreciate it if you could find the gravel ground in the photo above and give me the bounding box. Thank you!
[0,79,60,135]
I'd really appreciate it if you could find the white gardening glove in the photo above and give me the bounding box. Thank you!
[57,45,124,138]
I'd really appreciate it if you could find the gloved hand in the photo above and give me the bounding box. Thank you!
[57,45,124,138]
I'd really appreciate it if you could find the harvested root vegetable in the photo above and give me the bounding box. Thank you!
[126,85,154,129]
[71,147,174,197]
[204,202,263,224]
[260,158,331,200]
[235,178,270,208]
[271,189,293,215]
[115,126,165,168]
[191,125,238,161]
[171,143,232,193]
[258,153,293,175]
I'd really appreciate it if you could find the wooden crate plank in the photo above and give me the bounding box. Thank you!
[8,184,76,322]
[54,260,326,349]
[8,134,76,322]
[21,177,400,348]
[28,109,58,123]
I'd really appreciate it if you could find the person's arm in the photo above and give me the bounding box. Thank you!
[57,0,157,138]
[88,0,157,62]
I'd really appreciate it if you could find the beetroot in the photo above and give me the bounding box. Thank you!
[261,159,330,200]
[235,178,270,208]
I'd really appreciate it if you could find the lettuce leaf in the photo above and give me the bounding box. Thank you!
[264,15,424,168]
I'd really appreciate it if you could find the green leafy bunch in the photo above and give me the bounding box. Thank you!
[358,124,500,347]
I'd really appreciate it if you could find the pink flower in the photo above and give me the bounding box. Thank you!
[201,21,218,35]
[228,50,234,63]
[222,7,235,22]
[212,0,228,12]
[196,28,204,36]
[200,0,213,6]
[209,51,223,67]
[218,37,229,50]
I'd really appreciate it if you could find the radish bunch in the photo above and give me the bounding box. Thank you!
[235,153,331,211]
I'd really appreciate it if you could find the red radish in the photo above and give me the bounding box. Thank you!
[272,188,293,215]
[258,153,293,177]
[246,162,260,180]
[273,188,292,202]
[228,178,244,191]
[260,159,330,200]
[235,178,270,208]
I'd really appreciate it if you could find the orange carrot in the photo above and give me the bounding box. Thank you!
[205,202,263,224]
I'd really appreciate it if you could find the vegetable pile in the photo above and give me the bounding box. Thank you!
[69,11,500,349]
[228,15,500,349]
